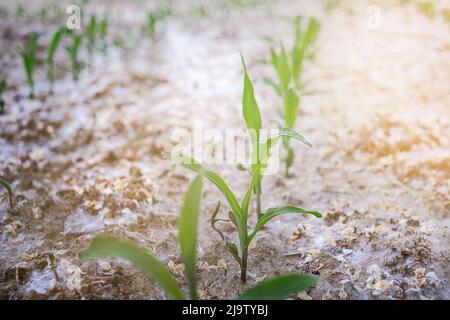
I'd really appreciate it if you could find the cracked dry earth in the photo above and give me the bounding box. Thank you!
[0,0,449,300]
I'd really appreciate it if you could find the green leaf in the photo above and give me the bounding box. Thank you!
[284,89,300,129]
[0,177,14,210]
[258,127,311,173]
[278,127,312,148]
[47,28,63,64]
[304,18,320,46]
[87,15,97,45]
[241,164,262,221]
[271,45,291,93]
[238,274,319,300]
[179,175,203,300]
[79,235,184,300]
[225,240,242,267]
[236,163,251,174]
[240,53,262,140]
[248,205,321,244]
[99,17,108,38]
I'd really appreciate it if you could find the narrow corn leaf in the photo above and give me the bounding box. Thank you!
[249,205,321,243]
[99,17,108,38]
[238,274,319,300]
[47,28,63,84]
[179,175,203,300]
[28,33,40,65]
[240,53,261,139]
[79,235,184,300]
[271,46,291,92]
[162,152,240,216]
[304,18,320,46]
[87,15,97,47]
[162,152,247,247]
[279,127,312,148]
[0,178,14,210]
[258,127,311,170]
[47,28,63,64]
[284,89,300,129]
[225,240,242,267]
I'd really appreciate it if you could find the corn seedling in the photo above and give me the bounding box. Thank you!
[163,56,320,282]
[86,14,97,64]
[99,16,109,54]
[143,7,171,39]
[0,178,14,211]
[80,175,318,299]
[0,78,6,114]
[19,33,40,99]
[66,31,83,81]
[46,28,64,92]
[15,4,25,19]
[265,17,320,175]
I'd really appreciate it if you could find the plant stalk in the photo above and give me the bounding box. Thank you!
[240,248,248,283]
[256,185,262,219]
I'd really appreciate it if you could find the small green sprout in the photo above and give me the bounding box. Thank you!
[15,4,25,19]
[265,17,320,175]
[0,78,7,114]
[80,175,318,299]
[66,31,83,80]
[19,33,41,99]
[98,16,109,54]
[47,28,64,92]
[0,177,14,211]
[86,14,97,63]
[241,54,312,217]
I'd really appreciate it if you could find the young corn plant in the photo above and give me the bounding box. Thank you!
[86,14,97,65]
[0,78,6,114]
[80,175,319,299]
[19,33,40,99]
[98,16,109,54]
[266,17,320,175]
[0,178,14,211]
[162,55,321,282]
[46,28,64,92]
[143,7,171,39]
[66,31,83,81]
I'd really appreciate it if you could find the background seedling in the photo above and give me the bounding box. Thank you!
[80,175,319,299]
[0,78,7,114]
[66,31,83,80]
[98,16,109,54]
[0,178,14,211]
[265,17,320,175]
[19,33,41,99]
[47,28,64,92]
[143,7,171,39]
[86,15,97,65]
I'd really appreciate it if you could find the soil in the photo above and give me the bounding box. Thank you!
[0,0,449,300]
